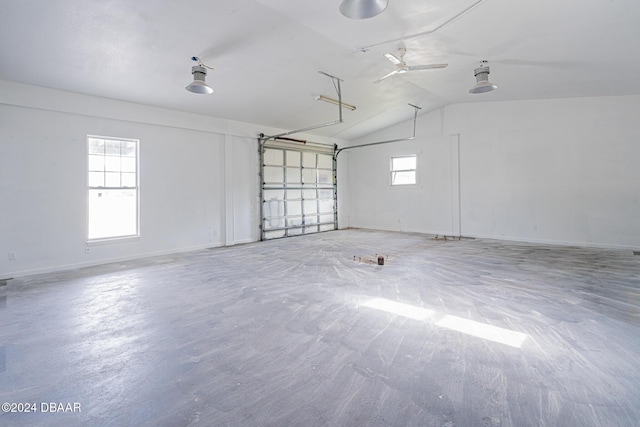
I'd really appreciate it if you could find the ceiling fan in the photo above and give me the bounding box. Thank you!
[374,48,448,83]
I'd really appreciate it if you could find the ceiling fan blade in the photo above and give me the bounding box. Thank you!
[407,64,448,71]
[384,52,402,65]
[373,69,400,84]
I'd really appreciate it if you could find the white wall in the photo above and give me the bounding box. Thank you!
[344,110,455,234]
[346,95,640,249]
[0,80,344,277]
[2,81,339,277]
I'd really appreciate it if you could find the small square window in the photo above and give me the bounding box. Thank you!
[390,155,417,185]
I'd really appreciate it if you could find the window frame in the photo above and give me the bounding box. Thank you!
[87,135,140,243]
[390,154,418,186]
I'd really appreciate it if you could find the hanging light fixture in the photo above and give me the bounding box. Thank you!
[185,57,214,95]
[339,0,388,19]
[316,95,357,111]
[469,60,497,94]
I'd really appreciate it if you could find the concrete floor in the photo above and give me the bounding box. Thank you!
[1,229,639,426]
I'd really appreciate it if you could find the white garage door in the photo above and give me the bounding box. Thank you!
[260,141,337,240]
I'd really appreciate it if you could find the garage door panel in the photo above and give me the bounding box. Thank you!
[318,199,334,214]
[302,151,316,167]
[286,167,301,184]
[303,168,317,184]
[304,200,318,214]
[317,169,332,184]
[264,148,284,165]
[261,143,336,240]
[317,154,333,169]
[305,215,319,225]
[265,230,286,239]
[264,166,284,183]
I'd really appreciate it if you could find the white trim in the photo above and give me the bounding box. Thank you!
[345,226,640,251]
[4,242,228,279]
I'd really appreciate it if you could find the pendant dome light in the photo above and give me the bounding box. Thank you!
[469,60,497,94]
[185,57,214,95]
[339,0,388,19]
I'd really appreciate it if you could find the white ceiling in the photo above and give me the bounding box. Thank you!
[2,0,640,140]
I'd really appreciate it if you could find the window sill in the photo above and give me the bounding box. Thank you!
[87,235,140,246]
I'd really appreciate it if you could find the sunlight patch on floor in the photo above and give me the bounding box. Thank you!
[361,297,527,348]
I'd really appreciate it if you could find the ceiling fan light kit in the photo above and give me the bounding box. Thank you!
[185,57,214,95]
[469,60,497,94]
[339,0,388,19]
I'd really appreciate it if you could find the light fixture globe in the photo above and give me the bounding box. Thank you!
[469,60,497,94]
[339,0,388,19]
[185,64,213,95]
[469,80,497,94]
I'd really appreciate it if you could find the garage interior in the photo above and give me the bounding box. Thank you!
[1,1,640,426]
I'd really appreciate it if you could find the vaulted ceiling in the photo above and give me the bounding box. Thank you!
[2,0,639,140]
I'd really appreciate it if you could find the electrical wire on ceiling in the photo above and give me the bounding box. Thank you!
[356,0,488,52]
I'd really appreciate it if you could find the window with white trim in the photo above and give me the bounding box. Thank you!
[87,136,139,240]
[390,155,417,185]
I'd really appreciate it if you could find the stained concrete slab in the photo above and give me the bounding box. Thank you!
[0,229,639,426]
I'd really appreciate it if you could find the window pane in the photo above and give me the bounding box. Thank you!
[89,171,104,187]
[88,189,137,239]
[105,141,121,155]
[105,156,121,172]
[105,172,120,187]
[120,141,136,157]
[88,138,105,155]
[303,189,316,199]
[88,154,105,171]
[121,157,136,172]
[392,171,416,185]
[392,156,416,171]
[121,173,136,187]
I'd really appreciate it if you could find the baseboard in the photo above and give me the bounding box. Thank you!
[346,225,639,251]
[2,242,225,279]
